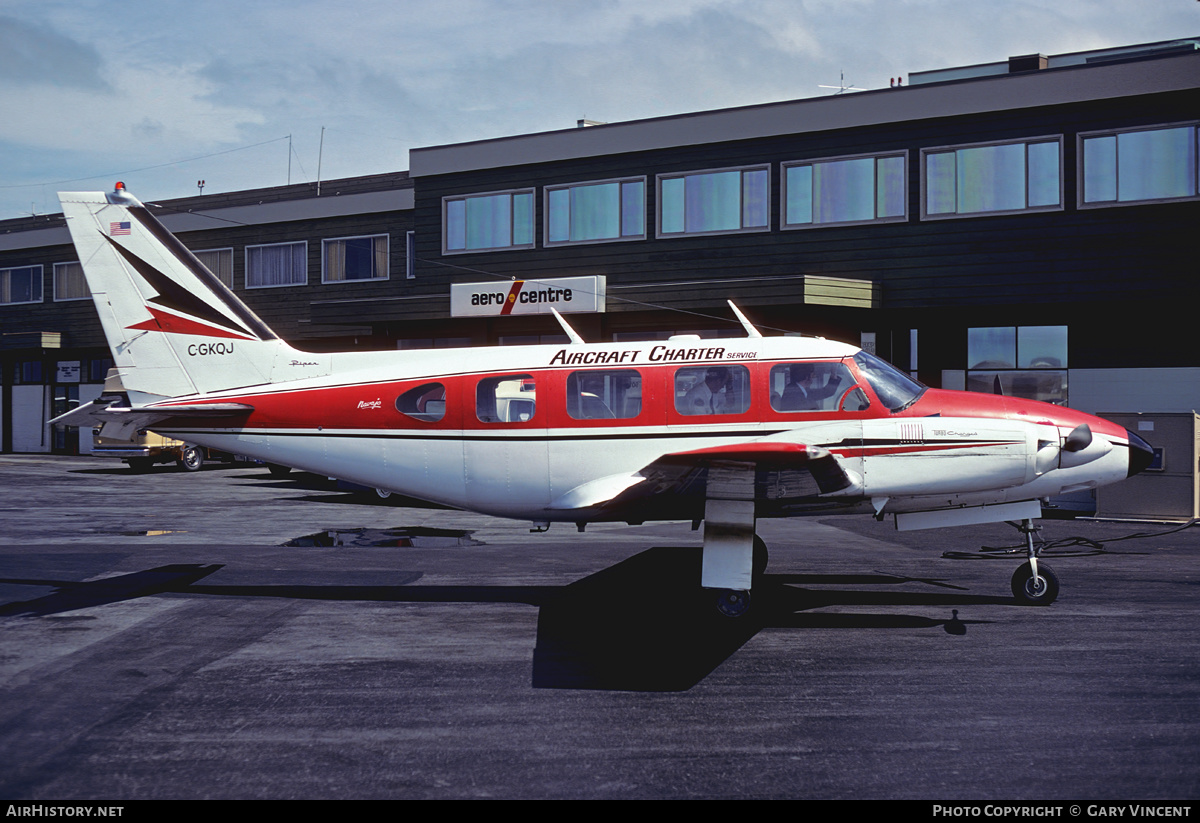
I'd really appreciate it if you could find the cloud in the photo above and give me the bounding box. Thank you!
[0,14,109,90]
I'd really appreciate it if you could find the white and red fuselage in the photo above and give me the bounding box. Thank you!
[142,335,1147,525]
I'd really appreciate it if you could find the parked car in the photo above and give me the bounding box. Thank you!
[91,426,207,472]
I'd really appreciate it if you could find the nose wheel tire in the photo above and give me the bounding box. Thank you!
[1011,561,1060,606]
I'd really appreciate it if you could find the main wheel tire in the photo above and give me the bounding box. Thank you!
[715,589,751,618]
[753,536,768,577]
[1011,561,1060,606]
[177,446,203,472]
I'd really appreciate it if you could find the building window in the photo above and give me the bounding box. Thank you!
[783,152,906,228]
[545,177,645,245]
[658,166,769,237]
[1,265,42,305]
[53,262,90,301]
[967,326,1067,404]
[405,231,415,279]
[14,360,44,384]
[194,248,234,288]
[1080,123,1199,206]
[923,138,1061,218]
[246,242,307,289]
[444,190,535,253]
[89,357,114,382]
[323,235,388,283]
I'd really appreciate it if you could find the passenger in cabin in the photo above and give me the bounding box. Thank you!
[683,367,731,415]
[778,364,843,412]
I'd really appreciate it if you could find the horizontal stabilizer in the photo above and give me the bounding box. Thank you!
[50,398,253,439]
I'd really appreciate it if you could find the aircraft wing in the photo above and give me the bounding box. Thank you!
[548,440,861,521]
[50,399,253,440]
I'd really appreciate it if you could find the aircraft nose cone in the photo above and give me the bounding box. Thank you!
[1126,429,1155,477]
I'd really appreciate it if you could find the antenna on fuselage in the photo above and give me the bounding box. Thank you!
[728,301,763,339]
[551,307,586,345]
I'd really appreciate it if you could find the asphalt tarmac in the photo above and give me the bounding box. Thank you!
[1,455,1197,800]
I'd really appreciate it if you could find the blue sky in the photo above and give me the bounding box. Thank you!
[1,0,1196,219]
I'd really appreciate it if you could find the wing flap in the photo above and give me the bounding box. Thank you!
[547,439,860,518]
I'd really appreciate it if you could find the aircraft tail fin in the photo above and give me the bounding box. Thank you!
[58,184,321,401]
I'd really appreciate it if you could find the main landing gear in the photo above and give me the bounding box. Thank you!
[712,536,768,618]
[1010,518,1060,606]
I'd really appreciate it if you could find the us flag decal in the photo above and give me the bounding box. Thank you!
[109,221,131,235]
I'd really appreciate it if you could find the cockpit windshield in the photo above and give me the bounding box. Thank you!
[852,351,926,412]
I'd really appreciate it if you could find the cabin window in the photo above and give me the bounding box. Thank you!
[323,235,388,282]
[546,178,645,245]
[922,137,1061,218]
[566,370,642,420]
[674,365,751,416]
[193,248,234,288]
[768,362,856,413]
[52,262,89,302]
[783,152,906,228]
[246,242,307,288]
[476,375,537,423]
[1,265,42,305]
[444,190,535,253]
[1080,123,1199,206]
[395,382,446,423]
[657,166,769,237]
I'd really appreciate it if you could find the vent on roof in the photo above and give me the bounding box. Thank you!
[1008,53,1048,73]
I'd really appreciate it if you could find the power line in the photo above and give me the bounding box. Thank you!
[0,137,292,190]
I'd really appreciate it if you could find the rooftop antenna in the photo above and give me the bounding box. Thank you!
[819,71,865,95]
[317,126,325,196]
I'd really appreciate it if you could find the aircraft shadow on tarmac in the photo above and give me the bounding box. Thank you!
[0,548,1000,692]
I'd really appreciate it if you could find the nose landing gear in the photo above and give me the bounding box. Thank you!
[1010,518,1060,606]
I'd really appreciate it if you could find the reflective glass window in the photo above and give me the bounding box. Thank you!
[785,153,906,227]
[924,139,1061,217]
[546,178,645,245]
[566,370,642,420]
[967,326,1068,404]
[659,167,769,236]
[444,190,535,252]
[967,327,1017,369]
[1082,125,1199,205]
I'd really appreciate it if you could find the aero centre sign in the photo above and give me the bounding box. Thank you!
[450,276,605,317]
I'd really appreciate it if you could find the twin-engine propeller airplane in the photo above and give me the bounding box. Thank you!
[53,184,1154,616]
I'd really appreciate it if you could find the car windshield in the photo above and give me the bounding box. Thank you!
[853,351,925,412]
